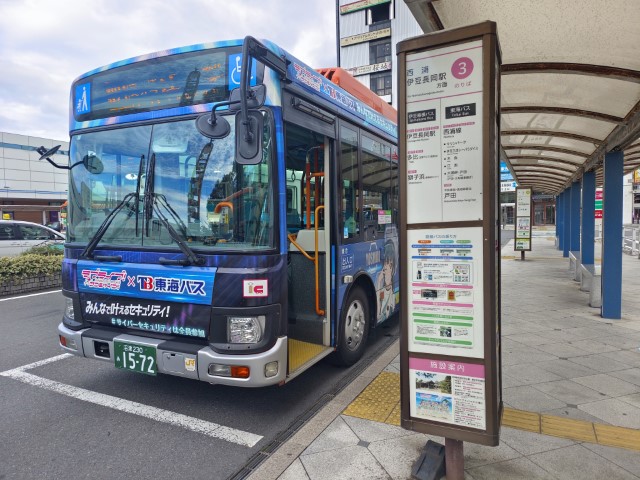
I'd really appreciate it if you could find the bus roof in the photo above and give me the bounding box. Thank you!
[316,68,397,123]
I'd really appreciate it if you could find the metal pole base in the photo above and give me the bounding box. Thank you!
[412,440,445,480]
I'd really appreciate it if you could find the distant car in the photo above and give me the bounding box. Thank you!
[0,220,65,257]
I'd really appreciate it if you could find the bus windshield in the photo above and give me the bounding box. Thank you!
[67,114,274,251]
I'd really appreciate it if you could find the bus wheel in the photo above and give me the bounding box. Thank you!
[333,287,369,366]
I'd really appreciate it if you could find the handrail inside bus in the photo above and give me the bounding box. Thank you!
[286,204,325,316]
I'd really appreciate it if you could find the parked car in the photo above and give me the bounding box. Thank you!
[0,220,65,257]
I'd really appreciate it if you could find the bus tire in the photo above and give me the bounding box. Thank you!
[333,286,369,366]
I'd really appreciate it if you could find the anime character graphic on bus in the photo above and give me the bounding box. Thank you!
[376,239,397,322]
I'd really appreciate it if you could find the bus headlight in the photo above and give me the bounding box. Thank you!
[227,316,265,344]
[64,298,75,320]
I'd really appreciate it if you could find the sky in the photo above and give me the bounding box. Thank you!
[0,0,338,141]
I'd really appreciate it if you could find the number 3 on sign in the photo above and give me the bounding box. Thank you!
[451,57,473,79]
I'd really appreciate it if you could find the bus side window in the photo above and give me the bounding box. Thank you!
[340,125,359,242]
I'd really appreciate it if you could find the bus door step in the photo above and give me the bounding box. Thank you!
[288,339,333,377]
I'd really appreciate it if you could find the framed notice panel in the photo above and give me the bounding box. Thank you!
[398,22,502,446]
[514,187,532,251]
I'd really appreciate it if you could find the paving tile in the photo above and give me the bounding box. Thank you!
[300,445,391,480]
[534,342,592,358]
[341,415,415,443]
[466,457,556,480]
[502,373,528,388]
[619,393,640,409]
[583,443,640,477]
[568,354,629,373]
[462,440,522,469]
[599,335,640,350]
[534,380,606,405]
[503,364,563,385]
[579,398,640,429]
[567,339,621,354]
[528,444,638,480]
[503,385,566,413]
[536,358,597,379]
[504,332,557,346]
[279,459,310,480]
[541,406,609,424]
[610,369,640,387]
[302,416,359,455]
[572,374,640,397]
[601,350,640,368]
[500,426,576,456]
[368,433,432,480]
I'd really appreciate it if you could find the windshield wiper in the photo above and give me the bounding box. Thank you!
[151,195,204,266]
[81,192,138,260]
[144,153,156,236]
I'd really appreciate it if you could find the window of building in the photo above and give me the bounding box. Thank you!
[370,72,392,96]
[366,1,394,25]
[369,40,391,64]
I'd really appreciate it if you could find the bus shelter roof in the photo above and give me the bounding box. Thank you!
[405,0,640,194]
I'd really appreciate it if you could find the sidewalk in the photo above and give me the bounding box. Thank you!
[249,232,640,480]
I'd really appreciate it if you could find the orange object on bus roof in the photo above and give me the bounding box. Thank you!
[316,67,397,123]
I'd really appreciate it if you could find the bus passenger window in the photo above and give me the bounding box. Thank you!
[340,126,359,241]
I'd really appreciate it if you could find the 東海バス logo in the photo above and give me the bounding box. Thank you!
[137,276,206,296]
[243,279,268,298]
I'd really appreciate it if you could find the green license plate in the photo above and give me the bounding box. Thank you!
[114,341,157,376]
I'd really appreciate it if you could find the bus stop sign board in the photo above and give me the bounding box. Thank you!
[397,21,502,447]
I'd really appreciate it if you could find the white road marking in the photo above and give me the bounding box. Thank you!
[0,290,61,302]
[0,354,262,448]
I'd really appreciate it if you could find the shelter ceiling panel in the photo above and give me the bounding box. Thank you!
[502,74,640,118]
[501,135,598,155]
[432,0,640,70]
[506,149,586,163]
[501,113,615,140]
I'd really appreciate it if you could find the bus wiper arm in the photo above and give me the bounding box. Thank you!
[144,152,156,236]
[81,192,137,260]
[151,196,204,266]
[153,193,188,237]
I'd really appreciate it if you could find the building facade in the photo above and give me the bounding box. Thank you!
[336,0,424,108]
[0,131,69,226]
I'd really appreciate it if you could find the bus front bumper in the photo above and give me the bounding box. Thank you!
[58,323,288,387]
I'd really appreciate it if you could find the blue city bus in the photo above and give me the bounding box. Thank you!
[54,37,399,386]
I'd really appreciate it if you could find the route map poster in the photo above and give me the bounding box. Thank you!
[405,39,484,223]
[407,227,484,359]
[409,357,486,430]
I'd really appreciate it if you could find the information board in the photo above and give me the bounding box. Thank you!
[398,22,502,447]
[514,187,532,251]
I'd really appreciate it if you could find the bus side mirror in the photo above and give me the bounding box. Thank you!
[235,110,263,165]
[82,154,104,174]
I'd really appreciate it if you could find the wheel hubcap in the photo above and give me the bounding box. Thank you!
[344,299,365,351]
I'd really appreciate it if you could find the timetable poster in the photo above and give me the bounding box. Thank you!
[409,357,486,430]
[407,227,484,359]
[405,39,484,223]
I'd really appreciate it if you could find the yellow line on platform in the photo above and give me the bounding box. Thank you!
[343,371,640,451]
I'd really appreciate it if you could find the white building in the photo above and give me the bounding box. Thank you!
[0,131,69,225]
[336,0,424,108]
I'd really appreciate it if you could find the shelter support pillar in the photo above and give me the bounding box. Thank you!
[563,188,570,258]
[570,181,581,253]
[557,192,564,250]
[602,151,623,319]
[581,171,595,266]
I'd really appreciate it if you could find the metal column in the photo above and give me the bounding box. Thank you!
[602,151,623,319]
[563,188,570,257]
[570,181,581,253]
[581,171,595,266]
[557,191,564,251]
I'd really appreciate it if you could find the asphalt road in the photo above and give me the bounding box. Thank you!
[0,291,399,480]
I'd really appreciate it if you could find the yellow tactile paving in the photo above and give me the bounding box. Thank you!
[595,424,640,451]
[343,371,400,423]
[502,408,540,433]
[541,414,597,443]
[343,371,640,451]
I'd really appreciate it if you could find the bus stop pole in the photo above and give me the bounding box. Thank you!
[445,438,464,480]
